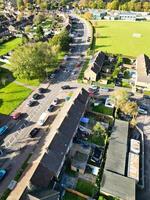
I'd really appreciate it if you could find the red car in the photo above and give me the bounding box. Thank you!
[12,112,21,120]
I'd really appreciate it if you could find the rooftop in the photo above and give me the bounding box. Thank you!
[127,152,139,182]
[105,120,129,175]
[101,170,136,200]
[136,54,150,84]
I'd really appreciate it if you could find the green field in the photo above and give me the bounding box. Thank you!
[0,38,22,56]
[0,83,31,115]
[92,20,150,57]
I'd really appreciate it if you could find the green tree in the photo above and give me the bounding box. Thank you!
[121,101,138,119]
[110,89,129,118]
[50,29,71,51]
[36,25,44,40]
[9,42,57,80]
[93,122,106,136]
[33,13,45,25]
[143,2,150,12]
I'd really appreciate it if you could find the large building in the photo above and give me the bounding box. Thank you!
[135,54,150,90]
[101,120,139,200]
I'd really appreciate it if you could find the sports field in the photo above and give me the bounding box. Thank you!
[92,20,150,57]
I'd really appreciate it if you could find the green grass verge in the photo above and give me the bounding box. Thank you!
[0,82,32,115]
[63,192,85,200]
[76,179,97,197]
[0,38,22,56]
[92,104,113,116]
[16,78,40,86]
[78,58,90,81]
[144,90,150,95]
[92,20,150,57]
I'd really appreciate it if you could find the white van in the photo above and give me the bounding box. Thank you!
[37,112,49,126]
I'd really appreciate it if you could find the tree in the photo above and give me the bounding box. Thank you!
[33,13,45,25]
[93,122,106,136]
[110,89,129,118]
[84,12,93,20]
[36,25,44,40]
[143,2,150,12]
[121,101,138,119]
[17,0,24,9]
[50,29,71,51]
[9,42,57,80]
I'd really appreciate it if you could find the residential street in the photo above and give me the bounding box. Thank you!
[0,14,91,196]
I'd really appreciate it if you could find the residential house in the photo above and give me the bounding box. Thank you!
[101,120,138,200]
[135,54,150,90]
[10,88,89,200]
[84,51,106,82]
[119,12,137,21]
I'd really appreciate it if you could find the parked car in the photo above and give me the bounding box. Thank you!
[27,100,37,107]
[0,125,8,136]
[91,147,102,163]
[38,88,47,93]
[0,169,7,181]
[29,128,40,138]
[51,98,59,106]
[61,85,71,90]
[12,112,22,120]
[48,104,55,112]
[37,112,49,126]
[115,79,122,86]
[32,93,41,100]
[138,108,147,115]
[139,104,148,111]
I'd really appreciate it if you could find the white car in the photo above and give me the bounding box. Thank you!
[51,98,59,106]
[138,108,147,115]
[105,98,115,108]
[37,112,49,126]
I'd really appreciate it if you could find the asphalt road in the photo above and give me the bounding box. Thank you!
[0,14,91,195]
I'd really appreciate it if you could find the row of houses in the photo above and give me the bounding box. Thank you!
[8,88,89,200]
[84,51,150,91]
[101,120,140,200]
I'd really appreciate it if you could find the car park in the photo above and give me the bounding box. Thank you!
[12,112,22,120]
[0,125,8,136]
[138,108,148,115]
[27,100,37,107]
[48,104,55,112]
[32,93,41,100]
[61,85,71,90]
[0,169,7,181]
[29,128,40,138]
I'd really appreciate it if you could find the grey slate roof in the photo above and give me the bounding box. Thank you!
[90,51,105,74]
[31,88,89,186]
[101,170,136,200]
[105,120,128,175]
[136,54,150,83]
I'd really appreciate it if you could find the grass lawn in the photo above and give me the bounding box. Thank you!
[92,20,150,57]
[0,82,32,115]
[0,38,22,56]
[76,179,97,197]
[92,104,113,116]
[88,132,105,146]
[63,192,85,200]
[16,78,41,86]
